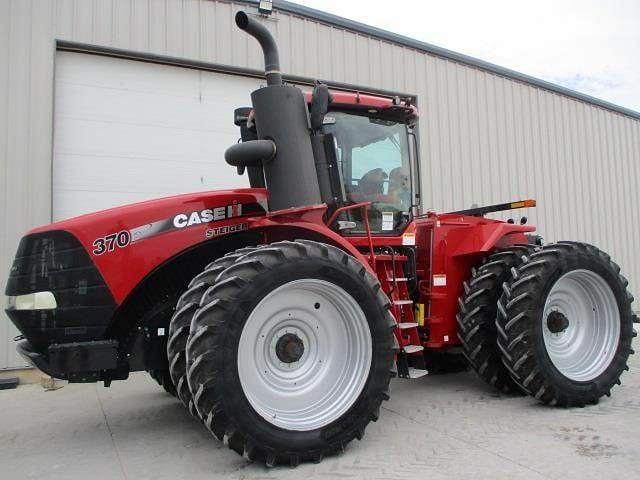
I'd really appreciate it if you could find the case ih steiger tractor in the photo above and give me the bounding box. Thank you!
[4,11,637,466]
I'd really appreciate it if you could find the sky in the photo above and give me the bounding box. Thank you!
[291,0,640,113]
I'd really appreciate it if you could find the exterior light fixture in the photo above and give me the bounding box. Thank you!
[258,0,273,14]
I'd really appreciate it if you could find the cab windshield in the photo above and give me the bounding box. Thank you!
[324,111,412,233]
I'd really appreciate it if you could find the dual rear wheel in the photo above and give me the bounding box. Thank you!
[459,242,635,406]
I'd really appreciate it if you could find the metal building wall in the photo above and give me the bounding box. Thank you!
[0,0,638,369]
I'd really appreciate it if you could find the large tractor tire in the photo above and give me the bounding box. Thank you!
[186,240,395,466]
[144,299,180,397]
[457,246,534,392]
[497,242,636,406]
[148,368,177,397]
[167,247,259,417]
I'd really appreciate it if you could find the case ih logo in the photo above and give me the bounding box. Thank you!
[92,202,259,256]
[173,202,243,229]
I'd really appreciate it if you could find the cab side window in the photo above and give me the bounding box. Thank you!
[324,111,411,233]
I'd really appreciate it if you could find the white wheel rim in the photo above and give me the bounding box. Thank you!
[237,279,372,431]
[542,269,620,382]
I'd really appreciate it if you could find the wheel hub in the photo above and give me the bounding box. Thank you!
[275,333,305,363]
[546,310,570,334]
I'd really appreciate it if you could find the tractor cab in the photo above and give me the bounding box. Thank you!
[320,95,419,234]
[233,86,419,235]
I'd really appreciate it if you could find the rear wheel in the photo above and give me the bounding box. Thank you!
[456,246,534,392]
[168,247,259,417]
[186,240,395,466]
[497,242,635,406]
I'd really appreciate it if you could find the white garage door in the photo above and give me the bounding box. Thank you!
[53,51,262,221]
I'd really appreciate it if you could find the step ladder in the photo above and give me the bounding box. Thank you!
[373,253,428,379]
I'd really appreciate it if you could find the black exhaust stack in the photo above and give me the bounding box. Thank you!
[235,11,282,87]
[228,11,322,211]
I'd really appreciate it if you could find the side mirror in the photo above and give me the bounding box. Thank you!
[234,107,252,126]
[310,82,331,132]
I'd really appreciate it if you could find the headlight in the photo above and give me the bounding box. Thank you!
[5,292,57,310]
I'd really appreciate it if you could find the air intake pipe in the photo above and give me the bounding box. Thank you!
[230,11,322,211]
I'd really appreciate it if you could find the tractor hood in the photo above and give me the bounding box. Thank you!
[30,188,268,236]
[15,188,268,304]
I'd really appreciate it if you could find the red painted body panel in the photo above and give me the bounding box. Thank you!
[30,189,268,304]
[302,90,418,115]
[250,204,374,271]
[413,214,534,348]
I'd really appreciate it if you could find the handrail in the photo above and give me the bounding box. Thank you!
[326,201,371,226]
[326,201,376,270]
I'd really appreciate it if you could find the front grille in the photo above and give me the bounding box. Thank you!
[5,230,116,351]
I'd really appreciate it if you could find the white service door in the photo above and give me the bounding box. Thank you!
[53,51,262,221]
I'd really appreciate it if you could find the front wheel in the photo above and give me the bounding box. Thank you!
[168,247,260,418]
[186,240,395,466]
[148,368,177,396]
[497,242,636,406]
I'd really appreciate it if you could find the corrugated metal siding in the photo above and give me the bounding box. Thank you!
[0,0,638,368]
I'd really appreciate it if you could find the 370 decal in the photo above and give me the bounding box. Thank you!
[92,230,131,255]
[90,202,262,256]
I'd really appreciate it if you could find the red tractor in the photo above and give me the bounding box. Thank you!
[5,11,636,466]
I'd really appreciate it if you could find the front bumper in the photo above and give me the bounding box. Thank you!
[16,339,60,377]
[16,339,121,382]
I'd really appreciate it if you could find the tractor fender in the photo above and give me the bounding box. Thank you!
[447,222,536,257]
[106,229,262,360]
[247,204,373,272]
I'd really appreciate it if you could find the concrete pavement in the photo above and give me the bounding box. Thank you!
[1,343,639,480]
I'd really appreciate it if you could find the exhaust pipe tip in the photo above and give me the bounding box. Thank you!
[235,11,249,30]
[234,10,282,86]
